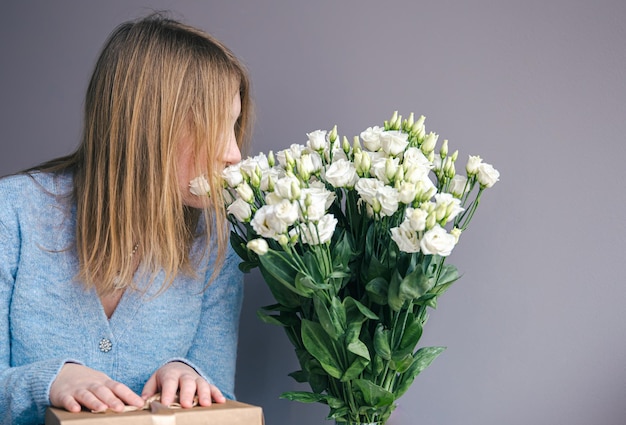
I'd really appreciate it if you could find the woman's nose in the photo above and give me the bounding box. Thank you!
[223,134,242,165]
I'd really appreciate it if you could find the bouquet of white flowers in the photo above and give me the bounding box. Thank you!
[221,112,499,424]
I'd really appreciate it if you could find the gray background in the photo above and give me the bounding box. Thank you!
[1,1,625,424]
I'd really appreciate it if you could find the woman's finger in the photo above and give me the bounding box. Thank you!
[72,388,111,413]
[177,373,198,408]
[195,378,213,406]
[107,380,145,408]
[210,384,226,404]
[159,374,180,406]
[89,385,125,412]
[59,394,82,413]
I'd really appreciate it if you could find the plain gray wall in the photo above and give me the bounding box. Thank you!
[2,1,625,424]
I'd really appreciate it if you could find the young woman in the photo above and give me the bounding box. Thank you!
[0,13,252,423]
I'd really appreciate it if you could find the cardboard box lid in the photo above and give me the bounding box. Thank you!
[45,400,264,425]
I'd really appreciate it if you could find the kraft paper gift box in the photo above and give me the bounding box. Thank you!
[45,399,264,425]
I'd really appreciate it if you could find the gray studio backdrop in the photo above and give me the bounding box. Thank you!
[1,1,625,424]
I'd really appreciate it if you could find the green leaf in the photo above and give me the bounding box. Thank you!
[280,391,327,403]
[395,316,423,357]
[301,319,343,379]
[257,250,309,308]
[258,267,301,309]
[373,324,392,360]
[436,264,460,286]
[238,261,257,273]
[352,379,395,408]
[331,296,347,330]
[313,295,342,340]
[372,354,385,378]
[344,321,370,361]
[341,356,369,382]
[327,406,350,420]
[259,303,297,313]
[287,370,308,383]
[258,250,298,286]
[399,266,433,300]
[331,230,356,268]
[390,353,414,373]
[347,338,370,361]
[387,270,405,311]
[229,231,252,262]
[365,277,389,305]
[344,297,379,321]
[394,346,445,398]
[294,272,317,297]
[303,250,325,283]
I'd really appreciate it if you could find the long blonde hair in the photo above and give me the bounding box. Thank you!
[35,13,252,294]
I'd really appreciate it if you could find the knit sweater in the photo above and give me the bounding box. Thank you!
[0,171,244,424]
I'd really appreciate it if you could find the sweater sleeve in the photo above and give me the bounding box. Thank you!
[170,244,244,400]
[0,184,69,424]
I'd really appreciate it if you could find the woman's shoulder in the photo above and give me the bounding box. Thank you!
[0,170,73,215]
[0,170,73,197]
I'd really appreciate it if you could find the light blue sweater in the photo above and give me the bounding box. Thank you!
[0,171,244,424]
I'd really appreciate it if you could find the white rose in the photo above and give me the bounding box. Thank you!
[326,147,348,163]
[299,187,333,221]
[367,150,387,163]
[397,181,418,205]
[239,154,269,179]
[308,151,323,172]
[477,162,500,188]
[222,165,243,188]
[324,159,359,188]
[420,225,457,256]
[247,238,269,256]
[299,196,327,221]
[420,131,439,154]
[434,193,464,222]
[304,181,336,209]
[277,144,306,167]
[466,155,482,175]
[371,157,400,185]
[391,222,421,253]
[260,167,284,191]
[450,227,462,243]
[236,182,254,203]
[414,176,438,202]
[432,155,442,173]
[402,147,432,172]
[403,164,430,184]
[251,206,280,239]
[189,175,210,196]
[376,185,399,217]
[265,191,283,205]
[252,204,294,240]
[370,157,389,184]
[380,131,409,156]
[404,207,428,232]
[227,198,252,222]
[306,130,328,151]
[274,175,301,200]
[360,126,383,152]
[355,178,384,205]
[294,214,337,245]
[273,199,299,227]
[449,175,468,198]
[297,153,319,179]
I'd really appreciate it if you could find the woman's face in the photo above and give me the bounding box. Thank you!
[178,92,242,208]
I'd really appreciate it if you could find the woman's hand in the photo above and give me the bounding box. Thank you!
[141,361,225,408]
[50,363,145,413]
